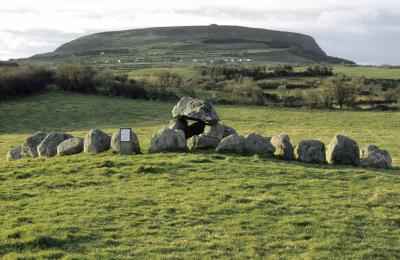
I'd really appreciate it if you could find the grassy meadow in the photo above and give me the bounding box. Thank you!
[0,92,399,258]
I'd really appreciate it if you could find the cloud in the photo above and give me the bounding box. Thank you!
[0,0,399,64]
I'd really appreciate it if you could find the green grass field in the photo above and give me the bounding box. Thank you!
[0,92,399,258]
[333,66,400,80]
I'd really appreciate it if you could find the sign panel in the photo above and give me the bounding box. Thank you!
[120,128,131,142]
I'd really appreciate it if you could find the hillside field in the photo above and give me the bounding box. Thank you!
[0,92,399,258]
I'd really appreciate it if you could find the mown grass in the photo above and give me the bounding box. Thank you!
[0,92,399,258]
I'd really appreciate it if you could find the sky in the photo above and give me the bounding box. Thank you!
[1,0,400,64]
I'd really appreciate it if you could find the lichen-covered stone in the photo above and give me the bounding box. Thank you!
[243,133,275,156]
[326,135,359,166]
[295,140,326,164]
[360,145,392,169]
[188,134,220,151]
[84,129,111,153]
[111,129,141,154]
[149,128,187,153]
[270,134,294,160]
[37,132,73,157]
[57,137,84,156]
[172,96,219,125]
[216,134,245,155]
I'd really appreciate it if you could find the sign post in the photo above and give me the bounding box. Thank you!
[120,128,132,155]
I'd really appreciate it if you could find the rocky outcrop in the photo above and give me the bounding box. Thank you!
[57,137,84,156]
[37,132,73,157]
[216,134,245,155]
[149,128,187,153]
[360,145,392,169]
[84,129,111,153]
[243,133,275,156]
[110,129,141,154]
[270,134,294,160]
[326,135,359,166]
[172,96,219,125]
[187,134,220,151]
[295,140,326,164]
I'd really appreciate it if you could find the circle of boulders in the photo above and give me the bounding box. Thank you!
[6,96,394,169]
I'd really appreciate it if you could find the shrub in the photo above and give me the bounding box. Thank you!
[55,64,96,93]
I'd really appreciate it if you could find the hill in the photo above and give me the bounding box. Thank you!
[23,25,354,68]
[0,92,399,258]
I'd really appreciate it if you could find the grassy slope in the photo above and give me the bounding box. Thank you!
[0,92,399,258]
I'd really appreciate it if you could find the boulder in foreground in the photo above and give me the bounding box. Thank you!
[360,145,392,169]
[57,137,84,156]
[37,132,73,157]
[172,96,219,125]
[149,128,187,153]
[243,133,275,156]
[270,134,294,160]
[326,135,359,166]
[295,140,326,164]
[84,129,111,153]
[216,134,245,155]
[111,129,141,154]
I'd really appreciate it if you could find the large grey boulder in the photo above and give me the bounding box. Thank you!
[149,128,187,153]
[360,145,392,169]
[169,118,188,131]
[37,132,73,157]
[216,134,245,155]
[243,133,275,156]
[7,146,24,161]
[295,140,326,164]
[270,134,295,160]
[84,129,111,153]
[205,123,237,141]
[172,96,219,125]
[326,135,359,166]
[57,137,84,156]
[22,131,47,158]
[111,129,141,154]
[188,134,220,151]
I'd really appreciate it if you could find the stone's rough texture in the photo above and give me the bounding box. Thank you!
[205,123,237,141]
[216,134,245,155]
[326,135,360,166]
[360,145,392,169]
[188,134,220,151]
[295,140,326,164]
[7,146,24,161]
[111,129,141,154]
[169,118,188,131]
[270,134,295,160]
[172,96,219,125]
[57,137,84,156]
[22,131,47,158]
[243,133,275,156]
[37,132,73,157]
[84,129,111,153]
[149,128,187,153]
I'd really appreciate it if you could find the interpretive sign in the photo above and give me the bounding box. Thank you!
[120,128,132,155]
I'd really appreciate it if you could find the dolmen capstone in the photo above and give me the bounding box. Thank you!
[149,128,187,153]
[37,132,73,157]
[295,140,326,164]
[57,137,84,156]
[84,129,111,153]
[360,145,392,169]
[111,129,141,154]
[270,134,295,160]
[326,135,359,166]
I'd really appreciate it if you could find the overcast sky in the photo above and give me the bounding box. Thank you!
[1,0,399,64]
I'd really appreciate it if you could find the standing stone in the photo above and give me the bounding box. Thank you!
[149,128,187,153]
[205,123,237,141]
[172,96,219,125]
[37,132,73,157]
[295,140,326,164]
[22,131,47,158]
[57,137,84,156]
[188,134,220,151]
[360,145,392,169]
[111,129,141,154]
[243,133,275,156]
[216,134,245,155]
[169,118,188,131]
[270,134,295,160]
[326,135,360,166]
[84,129,111,153]
[7,146,24,161]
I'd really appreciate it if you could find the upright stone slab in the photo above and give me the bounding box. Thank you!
[84,129,111,153]
[149,128,187,153]
[172,96,219,125]
[295,140,326,164]
[243,133,275,156]
[270,134,294,160]
[326,135,359,166]
[111,129,141,154]
[360,145,392,169]
[37,132,73,157]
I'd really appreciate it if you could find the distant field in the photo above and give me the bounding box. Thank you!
[332,66,400,79]
[0,92,399,258]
